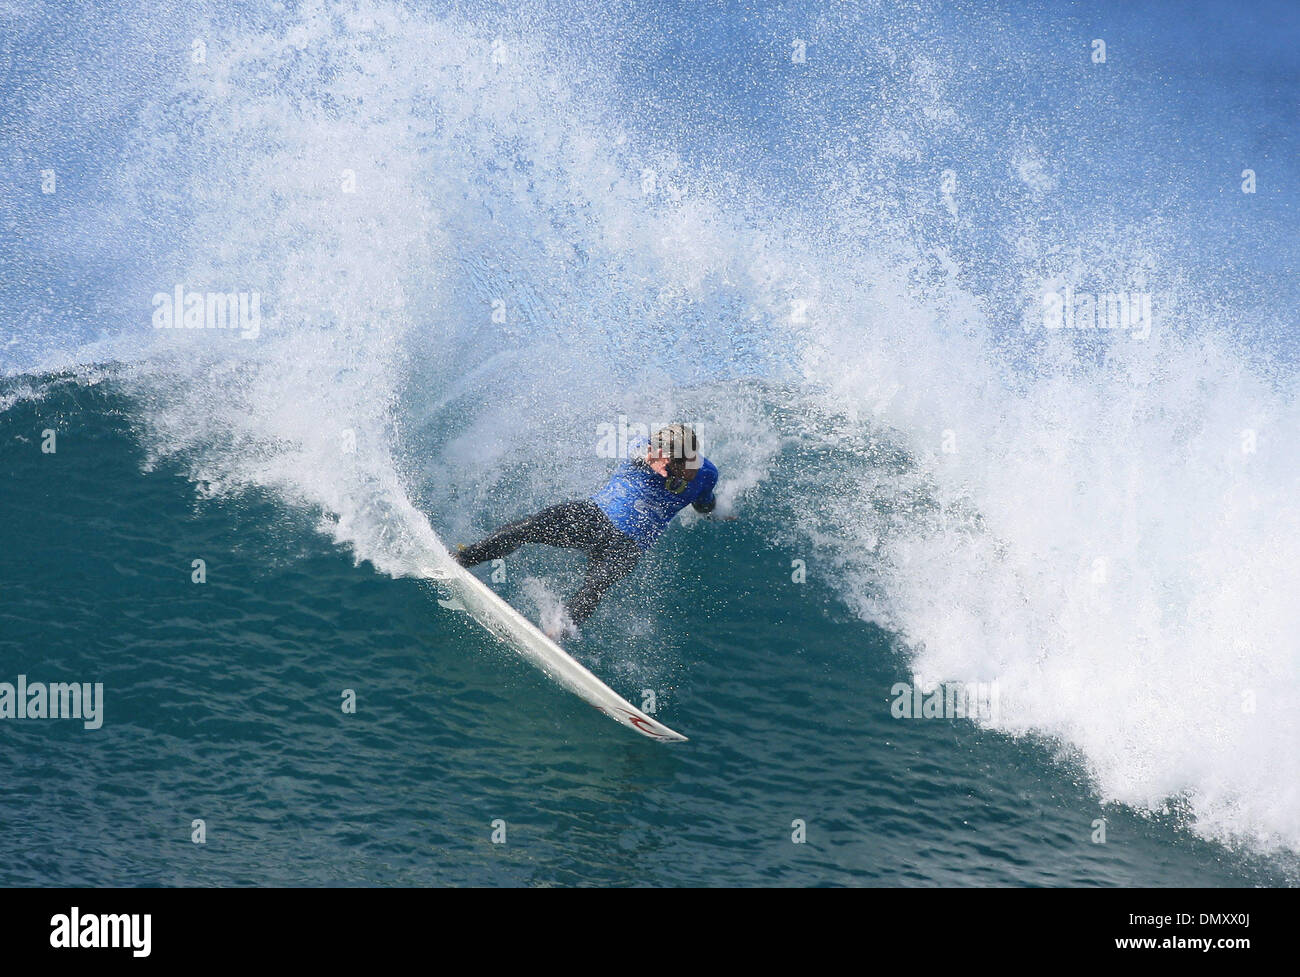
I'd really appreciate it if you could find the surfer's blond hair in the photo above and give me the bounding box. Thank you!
[651,424,701,473]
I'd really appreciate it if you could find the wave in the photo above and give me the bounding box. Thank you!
[2,0,1297,858]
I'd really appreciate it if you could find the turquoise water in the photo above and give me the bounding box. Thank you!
[1,0,1298,886]
[0,380,1292,886]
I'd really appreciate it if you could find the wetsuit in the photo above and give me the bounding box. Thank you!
[455,441,719,624]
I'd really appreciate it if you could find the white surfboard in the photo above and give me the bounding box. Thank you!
[423,551,688,743]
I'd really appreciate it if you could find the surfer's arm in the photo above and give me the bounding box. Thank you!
[691,467,719,515]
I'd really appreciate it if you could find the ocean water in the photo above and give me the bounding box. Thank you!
[1,0,1297,886]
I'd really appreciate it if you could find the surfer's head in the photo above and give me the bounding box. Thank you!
[648,424,700,480]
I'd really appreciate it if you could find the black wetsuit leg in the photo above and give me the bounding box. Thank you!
[566,534,641,625]
[456,500,642,623]
[456,500,612,565]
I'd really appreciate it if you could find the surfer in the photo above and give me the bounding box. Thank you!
[454,424,723,636]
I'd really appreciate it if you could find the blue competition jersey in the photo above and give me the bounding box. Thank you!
[591,439,719,549]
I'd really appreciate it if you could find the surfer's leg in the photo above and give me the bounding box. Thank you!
[565,540,642,625]
[455,500,602,566]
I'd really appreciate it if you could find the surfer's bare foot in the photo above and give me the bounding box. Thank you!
[543,615,578,642]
